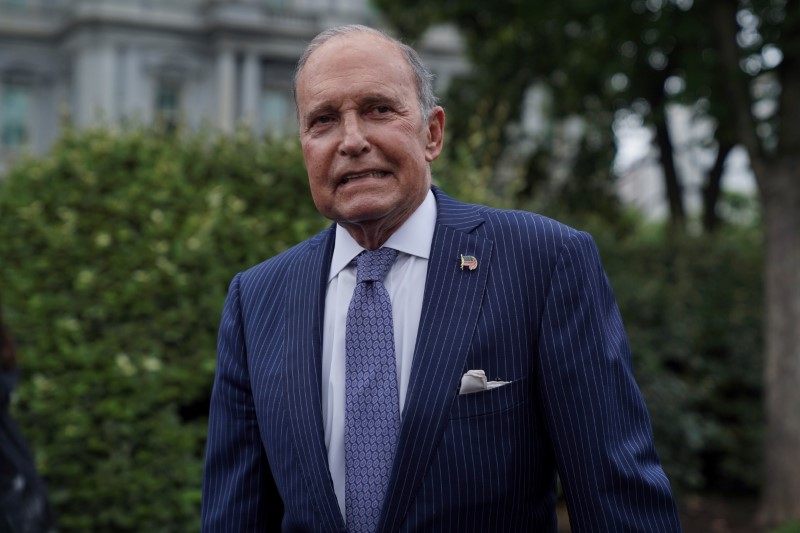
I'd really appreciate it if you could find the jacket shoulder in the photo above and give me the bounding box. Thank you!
[234,226,333,296]
[434,188,577,241]
[483,206,577,239]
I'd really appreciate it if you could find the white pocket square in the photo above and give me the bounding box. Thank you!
[458,369,511,395]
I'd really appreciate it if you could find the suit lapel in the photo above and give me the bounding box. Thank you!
[284,226,346,531]
[378,190,493,532]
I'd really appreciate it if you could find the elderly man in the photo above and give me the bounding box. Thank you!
[202,25,682,532]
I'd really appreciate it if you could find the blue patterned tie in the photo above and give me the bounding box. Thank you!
[345,247,400,533]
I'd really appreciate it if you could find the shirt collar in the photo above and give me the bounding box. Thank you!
[328,189,437,281]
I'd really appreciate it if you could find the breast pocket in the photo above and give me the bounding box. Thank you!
[449,376,530,419]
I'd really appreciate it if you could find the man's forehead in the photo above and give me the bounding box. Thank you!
[313,31,396,56]
[297,33,414,109]
[301,33,406,80]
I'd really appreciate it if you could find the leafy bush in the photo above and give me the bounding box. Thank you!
[0,125,326,531]
[588,217,764,494]
[771,521,800,533]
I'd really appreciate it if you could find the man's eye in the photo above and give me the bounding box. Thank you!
[314,116,334,125]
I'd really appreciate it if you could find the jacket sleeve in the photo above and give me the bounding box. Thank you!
[201,273,281,532]
[536,231,682,532]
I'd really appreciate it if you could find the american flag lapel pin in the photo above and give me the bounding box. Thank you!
[460,254,478,271]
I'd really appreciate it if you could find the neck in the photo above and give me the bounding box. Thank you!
[338,189,429,250]
[340,220,402,250]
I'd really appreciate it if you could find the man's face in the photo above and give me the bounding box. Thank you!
[296,33,444,241]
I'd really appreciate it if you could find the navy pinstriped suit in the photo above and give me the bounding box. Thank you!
[202,187,681,532]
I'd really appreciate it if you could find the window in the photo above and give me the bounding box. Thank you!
[1,83,30,149]
[261,88,294,136]
[259,59,295,136]
[155,79,181,130]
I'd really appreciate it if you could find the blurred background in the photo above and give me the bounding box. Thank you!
[0,0,797,531]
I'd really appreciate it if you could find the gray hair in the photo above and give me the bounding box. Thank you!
[293,24,438,119]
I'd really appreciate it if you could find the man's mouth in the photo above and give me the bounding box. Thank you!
[340,170,389,185]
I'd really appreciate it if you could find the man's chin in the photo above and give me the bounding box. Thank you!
[329,194,400,223]
[334,206,395,226]
[331,200,414,234]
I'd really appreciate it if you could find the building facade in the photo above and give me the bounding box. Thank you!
[0,0,467,171]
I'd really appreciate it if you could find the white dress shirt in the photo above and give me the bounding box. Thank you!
[321,190,436,518]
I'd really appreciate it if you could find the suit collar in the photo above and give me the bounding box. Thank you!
[430,186,488,234]
[327,190,437,281]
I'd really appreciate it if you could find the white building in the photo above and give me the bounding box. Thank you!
[0,0,467,171]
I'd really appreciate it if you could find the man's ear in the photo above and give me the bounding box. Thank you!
[424,106,445,162]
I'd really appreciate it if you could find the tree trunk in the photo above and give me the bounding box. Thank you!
[654,115,685,229]
[759,156,800,527]
[705,4,800,520]
[759,5,800,523]
[701,141,733,233]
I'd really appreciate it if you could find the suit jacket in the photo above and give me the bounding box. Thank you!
[201,188,682,532]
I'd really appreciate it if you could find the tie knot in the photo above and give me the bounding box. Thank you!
[355,247,398,283]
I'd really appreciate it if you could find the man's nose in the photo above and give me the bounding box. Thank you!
[338,115,370,156]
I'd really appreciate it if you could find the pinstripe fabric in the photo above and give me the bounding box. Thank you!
[201,187,682,532]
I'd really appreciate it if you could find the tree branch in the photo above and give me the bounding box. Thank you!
[702,140,733,232]
[708,0,766,181]
[654,113,685,228]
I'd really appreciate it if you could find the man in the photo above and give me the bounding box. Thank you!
[202,25,682,532]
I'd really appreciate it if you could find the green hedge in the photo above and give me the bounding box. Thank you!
[0,126,326,531]
[589,217,763,494]
[772,521,800,533]
[0,125,763,530]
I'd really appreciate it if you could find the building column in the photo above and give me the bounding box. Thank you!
[240,52,260,129]
[73,45,116,126]
[216,48,235,133]
[118,45,142,121]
